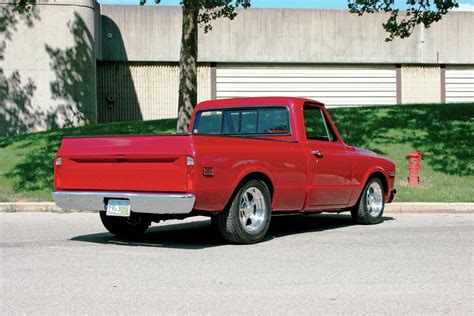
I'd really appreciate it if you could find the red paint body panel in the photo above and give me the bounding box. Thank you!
[54,97,396,214]
[56,135,192,193]
[191,135,307,211]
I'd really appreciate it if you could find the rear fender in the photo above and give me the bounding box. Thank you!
[230,165,276,209]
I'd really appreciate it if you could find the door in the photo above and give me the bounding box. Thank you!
[216,65,397,106]
[303,105,353,209]
[445,66,474,103]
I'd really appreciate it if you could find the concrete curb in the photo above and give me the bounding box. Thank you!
[385,202,474,214]
[1,202,473,214]
[0,202,63,213]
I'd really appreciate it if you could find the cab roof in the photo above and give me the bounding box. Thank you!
[195,97,325,112]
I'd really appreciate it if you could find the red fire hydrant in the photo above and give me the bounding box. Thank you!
[408,151,422,187]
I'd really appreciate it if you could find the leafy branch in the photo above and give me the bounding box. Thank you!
[348,0,459,41]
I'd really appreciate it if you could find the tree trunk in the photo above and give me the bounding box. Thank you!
[176,0,199,133]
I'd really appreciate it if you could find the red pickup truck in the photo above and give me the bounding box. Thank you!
[53,97,396,244]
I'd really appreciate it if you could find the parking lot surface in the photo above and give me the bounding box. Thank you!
[1,212,473,314]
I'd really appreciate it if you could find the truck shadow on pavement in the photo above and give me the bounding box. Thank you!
[70,214,394,250]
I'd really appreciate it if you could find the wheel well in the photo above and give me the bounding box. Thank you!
[217,172,274,214]
[368,171,388,195]
[236,172,274,199]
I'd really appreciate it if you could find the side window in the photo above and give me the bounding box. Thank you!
[257,108,290,134]
[240,110,258,133]
[194,111,222,134]
[303,107,337,142]
[223,111,241,134]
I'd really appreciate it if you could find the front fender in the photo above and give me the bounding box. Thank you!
[361,166,391,200]
[348,165,391,208]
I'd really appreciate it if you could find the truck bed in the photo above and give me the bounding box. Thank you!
[55,135,192,193]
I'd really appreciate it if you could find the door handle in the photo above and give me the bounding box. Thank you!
[312,150,324,158]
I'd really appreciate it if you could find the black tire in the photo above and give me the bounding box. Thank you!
[351,177,385,225]
[99,211,151,238]
[215,180,272,244]
[210,215,219,234]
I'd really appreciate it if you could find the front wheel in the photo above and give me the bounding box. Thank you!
[99,211,151,238]
[351,177,385,225]
[215,180,272,244]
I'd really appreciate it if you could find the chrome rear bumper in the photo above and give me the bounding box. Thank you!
[53,191,195,214]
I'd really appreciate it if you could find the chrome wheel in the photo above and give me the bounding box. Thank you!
[239,187,267,233]
[366,182,384,217]
[215,179,272,244]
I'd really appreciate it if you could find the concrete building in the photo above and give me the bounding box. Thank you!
[0,0,98,135]
[0,1,473,135]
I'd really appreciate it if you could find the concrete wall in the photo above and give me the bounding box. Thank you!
[100,5,474,64]
[0,0,98,135]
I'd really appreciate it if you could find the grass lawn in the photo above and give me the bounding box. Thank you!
[0,103,472,202]
[0,119,177,202]
[330,104,473,202]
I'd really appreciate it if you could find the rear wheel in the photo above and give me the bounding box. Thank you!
[215,180,272,244]
[351,177,385,225]
[99,211,151,238]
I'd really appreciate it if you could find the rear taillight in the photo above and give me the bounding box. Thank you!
[54,157,61,190]
[186,156,195,192]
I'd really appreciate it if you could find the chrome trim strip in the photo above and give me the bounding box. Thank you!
[53,191,195,214]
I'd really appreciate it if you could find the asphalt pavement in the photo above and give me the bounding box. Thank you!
[1,212,473,314]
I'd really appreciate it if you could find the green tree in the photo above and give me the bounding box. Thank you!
[13,0,459,132]
[11,0,36,13]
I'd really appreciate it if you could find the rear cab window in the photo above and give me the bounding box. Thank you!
[195,111,223,134]
[193,106,291,136]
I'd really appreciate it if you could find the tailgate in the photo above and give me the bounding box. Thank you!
[55,135,192,193]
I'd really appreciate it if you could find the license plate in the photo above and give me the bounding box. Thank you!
[106,199,131,217]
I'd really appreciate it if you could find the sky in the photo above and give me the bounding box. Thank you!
[96,0,474,11]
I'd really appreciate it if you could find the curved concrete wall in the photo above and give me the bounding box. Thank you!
[0,0,97,135]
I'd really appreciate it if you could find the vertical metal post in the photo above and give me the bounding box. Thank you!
[440,65,446,104]
[211,63,217,100]
[396,64,402,104]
